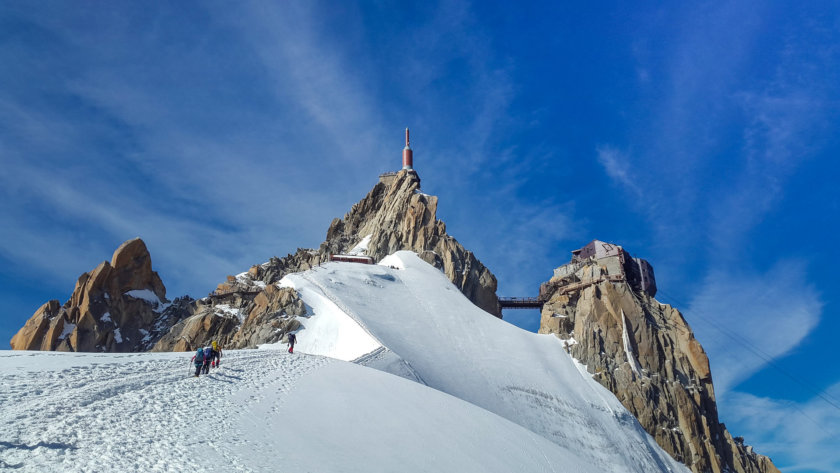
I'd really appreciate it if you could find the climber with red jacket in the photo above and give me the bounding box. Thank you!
[287,332,297,354]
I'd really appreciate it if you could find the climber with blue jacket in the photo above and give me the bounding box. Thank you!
[191,347,205,377]
[201,345,213,375]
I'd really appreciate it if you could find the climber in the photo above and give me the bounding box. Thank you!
[191,347,205,377]
[202,345,213,374]
[211,341,222,368]
[287,332,297,354]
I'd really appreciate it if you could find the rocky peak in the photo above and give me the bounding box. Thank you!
[152,284,306,352]
[539,240,779,473]
[157,170,501,353]
[326,170,499,315]
[246,170,499,316]
[110,238,166,300]
[13,170,501,353]
[10,238,189,352]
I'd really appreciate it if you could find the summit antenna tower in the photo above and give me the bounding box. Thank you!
[402,128,413,170]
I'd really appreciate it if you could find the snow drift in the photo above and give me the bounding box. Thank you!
[0,251,688,472]
[278,251,687,472]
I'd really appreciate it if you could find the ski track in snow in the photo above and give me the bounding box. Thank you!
[0,350,330,472]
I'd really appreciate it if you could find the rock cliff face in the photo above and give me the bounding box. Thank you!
[11,170,499,353]
[539,243,779,473]
[321,170,499,315]
[10,238,192,352]
[217,169,498,317]
[157,169,501,351]
[151,284,306,352]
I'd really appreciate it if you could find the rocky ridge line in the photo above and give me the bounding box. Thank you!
[321,170,500,316]
[10,238,192,352]
[539,243,779,473]
[155,169,500,350]
[231,170,499,315]
[12,170,500,353]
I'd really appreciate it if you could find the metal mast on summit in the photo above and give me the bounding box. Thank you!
[402,127,413,170]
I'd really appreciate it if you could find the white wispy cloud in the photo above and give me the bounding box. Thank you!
[596,1,836,359]
[596,145,642,198]
[724,383,840,472]
[594,10,839,468]
[217,2,392,172]
[0,5,354,302]
[0,0,579,322]
[685,260,822,396]
[598,3,836,257]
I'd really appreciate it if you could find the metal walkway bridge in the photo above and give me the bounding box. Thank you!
[498,297,544,309]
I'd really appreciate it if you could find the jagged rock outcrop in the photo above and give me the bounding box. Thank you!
[162,169,500,351]
[12,170,500,353]
[229,285,305,348]
[10,238,192,352]
[539,241,779,473]
[247,170,499,316]
[323,170,499,315]
[152,284,306,352]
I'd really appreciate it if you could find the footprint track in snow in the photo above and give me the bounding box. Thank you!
[0,350,332,472]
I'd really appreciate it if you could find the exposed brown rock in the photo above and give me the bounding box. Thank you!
[152,285,305,351]
[157,170,501,351]
[110,238,166,300]
[9,238,191,352]
[154,309,241,352]
[229,285,305,349]
[327,171,500,314]
[247,170,500,316]
[9,300,60,350]
[539,245,779,473]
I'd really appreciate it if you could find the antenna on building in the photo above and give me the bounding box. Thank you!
[402,127,414,170]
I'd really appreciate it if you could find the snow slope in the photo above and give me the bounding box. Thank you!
[1,251,689,472]
[280,251,688,473]
[1,350,592,472]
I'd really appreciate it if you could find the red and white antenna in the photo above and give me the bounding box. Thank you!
[402,127,413,170]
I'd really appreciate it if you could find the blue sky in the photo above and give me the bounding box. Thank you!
[1,1,838,470]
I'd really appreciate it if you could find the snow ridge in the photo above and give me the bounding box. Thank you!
[282,251,688,473]
[2,251,690,473]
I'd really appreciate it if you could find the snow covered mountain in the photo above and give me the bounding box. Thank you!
[10,170,499,355]
[1,251,689,472]
[6,169,777,472]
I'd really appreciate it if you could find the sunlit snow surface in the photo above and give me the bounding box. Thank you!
[1,251,688,472]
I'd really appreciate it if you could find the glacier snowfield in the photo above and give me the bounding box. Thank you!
[1,252,688,472]
[1,350,578,472]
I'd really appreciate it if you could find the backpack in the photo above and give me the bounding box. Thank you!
[195,348,205,363]
[203,347,212,359]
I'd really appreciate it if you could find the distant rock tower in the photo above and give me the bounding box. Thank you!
[402,127,413,170]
